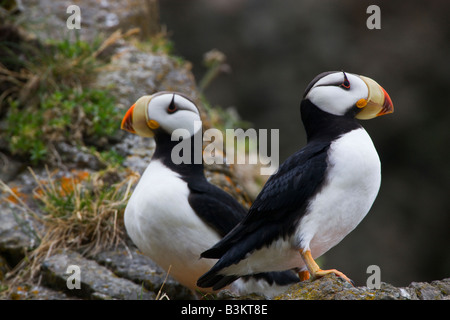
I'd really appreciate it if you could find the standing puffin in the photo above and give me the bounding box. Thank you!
[120,92,299,296]
[197,71,394,290]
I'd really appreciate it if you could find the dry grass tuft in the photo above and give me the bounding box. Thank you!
[30,167,138,256]
[0,166,139,286]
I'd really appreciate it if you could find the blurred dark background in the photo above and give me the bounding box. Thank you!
[159,0,450,286]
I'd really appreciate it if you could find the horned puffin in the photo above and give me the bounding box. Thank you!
[197,71,394,290]
[120,92,299,296]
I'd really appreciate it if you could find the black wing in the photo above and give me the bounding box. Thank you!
[197,141,330,288]
[186,176,247,237]
[187,174,301,290]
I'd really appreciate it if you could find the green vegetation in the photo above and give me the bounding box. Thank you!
[0,28,123,165]
[6,88,120,164]
[132,32,175,55]
[0,27,135,294]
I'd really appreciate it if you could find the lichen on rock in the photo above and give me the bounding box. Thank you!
[274,274,450,300]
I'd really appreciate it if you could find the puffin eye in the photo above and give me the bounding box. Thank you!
[340,72,351,90]
[167,96,178,114]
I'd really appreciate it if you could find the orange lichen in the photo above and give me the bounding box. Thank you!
[3,186,27,204]
[59,170,90,196]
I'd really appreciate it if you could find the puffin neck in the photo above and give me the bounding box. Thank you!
[152,130,204,178]
[300,99,361,143]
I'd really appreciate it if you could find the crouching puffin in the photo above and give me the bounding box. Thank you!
[120,92,299,296]
[197,71,394,290]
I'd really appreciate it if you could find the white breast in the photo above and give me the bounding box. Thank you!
[295,128,381,259]
[124,160,221,290]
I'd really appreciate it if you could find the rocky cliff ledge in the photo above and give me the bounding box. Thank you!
[2,199,448,300]
[274,274,450,300]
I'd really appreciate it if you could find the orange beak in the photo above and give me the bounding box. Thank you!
[120,95,156,137]
[378,86,394,117]
[121,103,136,134]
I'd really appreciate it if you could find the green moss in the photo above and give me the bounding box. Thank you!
[5,87,120,164]
[0,29,123,165]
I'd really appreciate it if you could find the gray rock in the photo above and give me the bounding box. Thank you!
[409,280,450,300]
[54,142,102,171]
[95,44,198,110]
[431,278,450,297]
[40,250,156,300]
[7,284,78,300]
[19,0,159,43]
[94,245,195,299]
[274,274,450,300]
[0,153,24,183]
[0,204,37,265]
[113,133,156,174]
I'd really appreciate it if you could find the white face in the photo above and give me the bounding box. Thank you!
[305,72,369,116]
[147,93,201,137]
